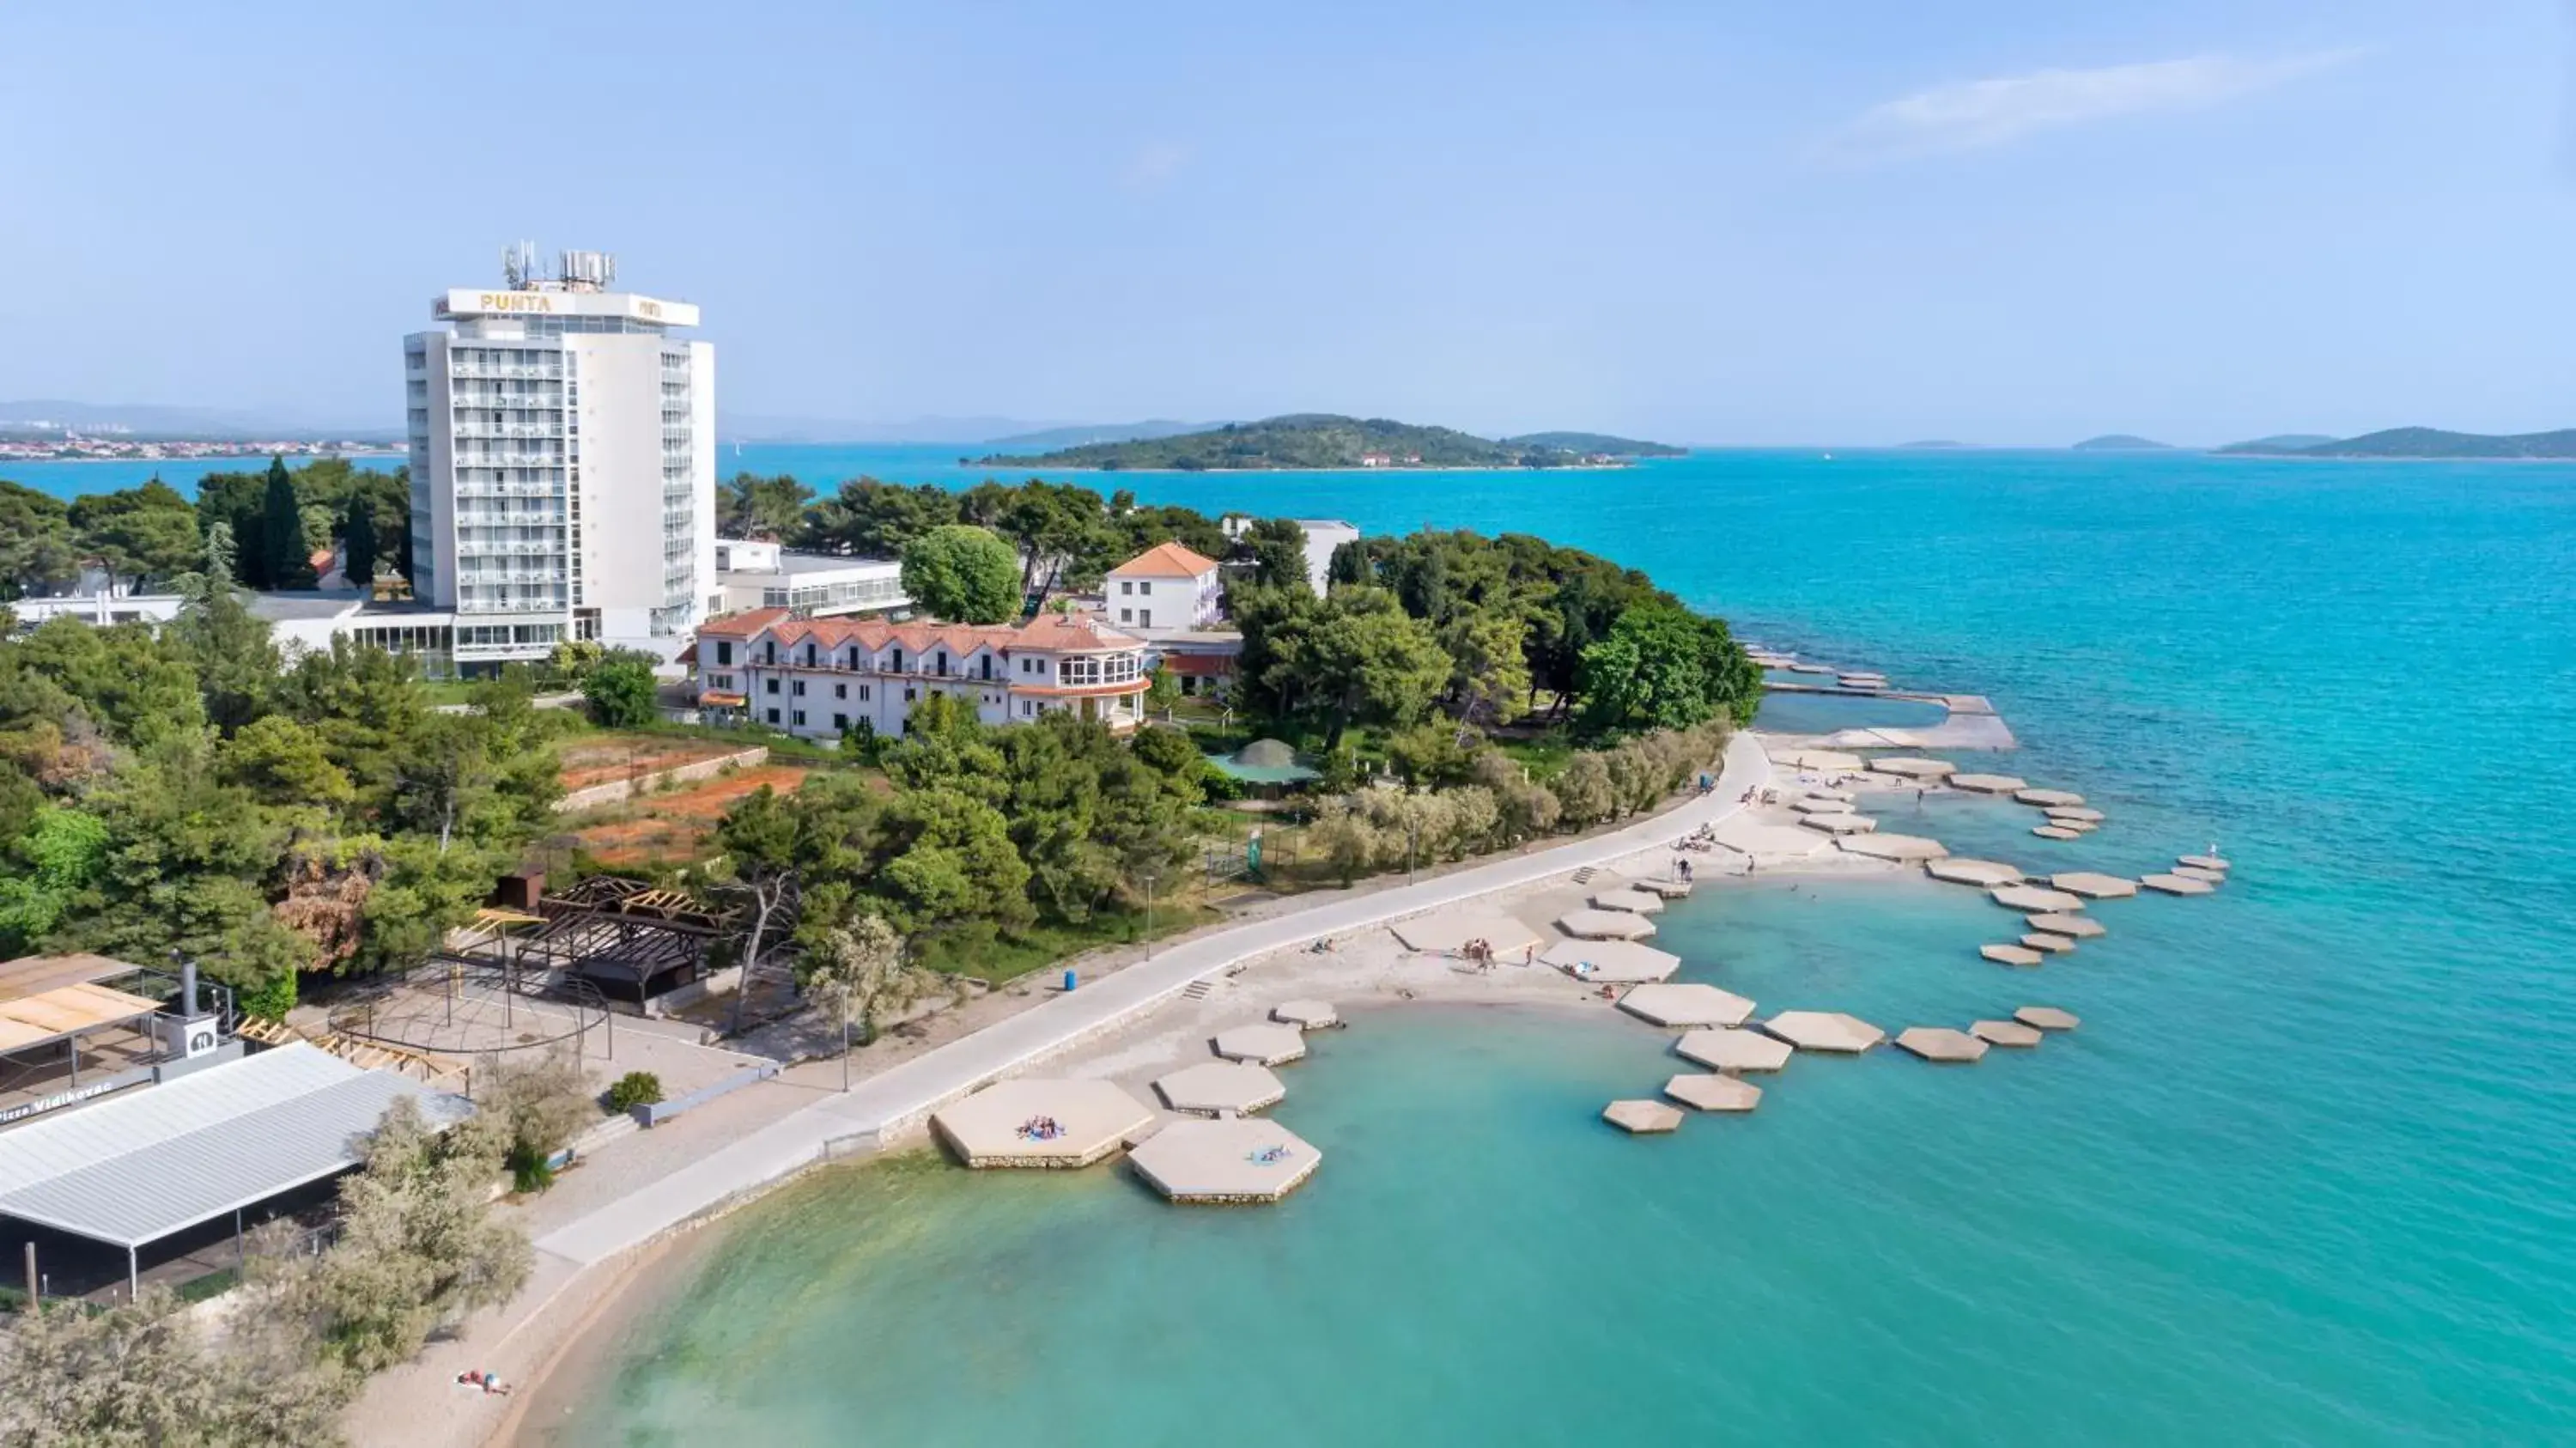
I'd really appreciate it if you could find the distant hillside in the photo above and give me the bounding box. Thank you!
[1501,431,1686,459]
[980,419,1215,450]
[978,414,1662,471]
[2072,434,2173,452]
[2221,427,2576,459]
[0,398,395,441]
[2214,434,2337,454]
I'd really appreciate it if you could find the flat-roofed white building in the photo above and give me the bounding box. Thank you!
[404,247,716,667]
[712,538,908,618]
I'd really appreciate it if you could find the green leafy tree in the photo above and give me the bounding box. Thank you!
[1550,751,1617,827]
[1241,516,1311,593]
[164,578,282,735]
[1262,587,1450,746]
[719,471,815,539]
[1438,611,1531,727]
[800,914,938,1046]
[900,524,1023,623]
[802,477,959,557]
[0,481,81,599]
[1575,604,1759,737]
[581,652,659,728]
[478,1049,599,1191]
[0,1285,353,1447]
[69,479,200,593]
[266,1097,532,1375]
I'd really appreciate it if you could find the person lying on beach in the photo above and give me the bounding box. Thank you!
[457,1371,513,1396]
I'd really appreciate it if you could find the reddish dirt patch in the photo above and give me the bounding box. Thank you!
[569,764,811,867]
[556,735,743,793]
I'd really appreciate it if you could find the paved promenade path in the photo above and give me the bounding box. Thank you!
[535,730,1772,1267]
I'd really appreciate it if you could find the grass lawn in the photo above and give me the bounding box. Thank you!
[1492,728,1577,780]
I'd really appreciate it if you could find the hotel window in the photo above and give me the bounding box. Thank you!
[835,713,848,731]
[859,684,872,701]
[904,687,916,702]
[765,678,780,695]
[835,683,847,699]
[1120,609,1133,623]
[890,648,904,672]
[767,708,781,725]
[793,710,805,727]
[1121,581,1133,595]
[715,641,733,666]
[792,680,806,697]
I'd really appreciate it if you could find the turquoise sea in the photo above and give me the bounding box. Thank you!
[30,447,2576,1440]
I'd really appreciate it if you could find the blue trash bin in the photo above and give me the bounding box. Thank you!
[1063,968,1078,992]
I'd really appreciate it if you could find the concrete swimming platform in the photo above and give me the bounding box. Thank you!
[1589,886,1666,914]
[1617,983,1758,1028]
[1868,756,1957,782]
[931,1080,1157,1169]
[1800,812,1878,835]
[1895,1026,1989,1063]
[1630,875,1694,898]
[2019,932,2075,954]
[2014,1006,2081,1031]
[1791,796,1857,814]
[2139,873,2215,896]
[1557,909,1657,941]
[1663,1073,1762,1112]
[1710,818,1837,858]
[2025,913,2105,939]
[1969,1019,2044,1048]
[1127,1118,1321,1203]
[1676,1027,1795,1072]
[1923,858,2026,887]
[1541,939,1681,983]
[1949,773,2027,794]
[1981,943,2045,967]
[1272,999,1341,1030]
[1154,1062,1286,1117]
[1993,885,2086,913]
[2171,866,2227,885]
[2178,854,2232,873]
[1762,1011,1886,1053]
[2050,872,2140,900]
[1773,748,1867,774]
[2032,825,2082,841]
[2015,788,2085,807]
[1212,1024,1309,1067]
[1768,687,2020,751]
[1390,906,1544,957]
[1838,833,1949,862]
[1603,1099,1686,1134]
[2046,806,2106,824]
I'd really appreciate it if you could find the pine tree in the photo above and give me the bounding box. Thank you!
[258,456,312,589]
[343,496,378,587]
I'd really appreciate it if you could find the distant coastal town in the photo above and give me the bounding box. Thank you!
[0,433,401,465]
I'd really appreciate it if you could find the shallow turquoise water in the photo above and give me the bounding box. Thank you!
[549,449,2573,1441]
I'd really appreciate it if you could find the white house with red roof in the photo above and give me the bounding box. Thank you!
[1105,540,1224,630]
[694,607,1150,739]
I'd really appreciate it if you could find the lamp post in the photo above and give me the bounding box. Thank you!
[1142,870,1160,961]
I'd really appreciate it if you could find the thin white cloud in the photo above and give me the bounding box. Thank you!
[1823,49,2361,162]
[1121,140,1194,192]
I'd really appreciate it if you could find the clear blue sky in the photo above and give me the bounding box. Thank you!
[4,1,2571,445]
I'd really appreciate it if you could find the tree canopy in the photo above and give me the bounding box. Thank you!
[898,525,1023,624]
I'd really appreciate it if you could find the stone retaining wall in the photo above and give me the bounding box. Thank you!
[554,745,769,813]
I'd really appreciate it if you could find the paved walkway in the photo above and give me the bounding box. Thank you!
[533,731,1772,1266]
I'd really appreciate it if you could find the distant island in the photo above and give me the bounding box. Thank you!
[2218,434,2337,453]
[2217,427,2576,459]
[2071,434,2173,452]
[977,414,1683,471]
[1896,440,1980,450]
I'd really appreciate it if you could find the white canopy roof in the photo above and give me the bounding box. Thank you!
[0,1044,466,1249]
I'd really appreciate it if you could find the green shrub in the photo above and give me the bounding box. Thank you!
[605,1070,665,1113]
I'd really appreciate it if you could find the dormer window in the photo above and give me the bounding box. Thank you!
[890,648,905,672]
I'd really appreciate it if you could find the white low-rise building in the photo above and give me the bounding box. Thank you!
[1105,541,1224,630]
[695,607,1151,738]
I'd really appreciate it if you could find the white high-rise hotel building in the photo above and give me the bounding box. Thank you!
[404,248,716,666]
